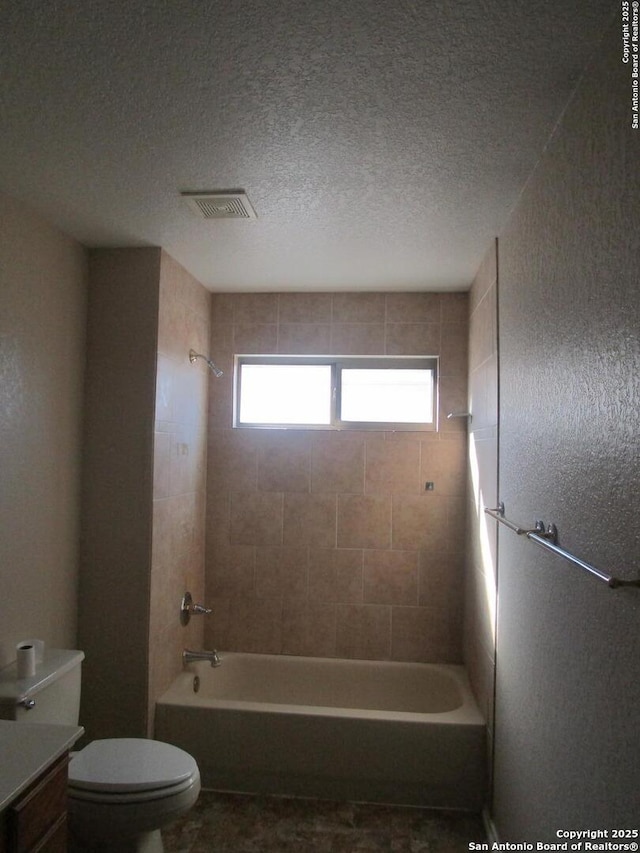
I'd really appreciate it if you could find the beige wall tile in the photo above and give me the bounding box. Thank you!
[337,494,391,549]
[468,240,497,316]
[153,431,171,500]
[468,435,498,513]
[283,493,337,547]
[464,559,496,660]
[391,606,459,663]
[418,550,464,608]
[469,363,488,430]
[446,494,467,541]
[151,498,173,582]
[208,429,258,491]
[207,374,234,429]
[278,323,331,353]
[209,322,234,359]
[469,248,498,317]
[169,424,207,496]
[439,375,469,432]
[172,360,210,430]
[157,286,188,362]
[464,638,495,731]
[385,429,439,443]
[214,597,283,654]
[363,550,419,605]
[392,494,449,550]
[469,283,496,371]
[208,543,256,597]
[386,293,441,323]
[385,323,441,355]
[258,434,311,493]
[336,604,391,659]
[282,601,337,656]
[278,292,332,323]
[365,439,421,494]
[330,323,386,354]
[311,436,364,493]
[308,548,364,603]
[420,435,467,496]
[205,491,231,554]
[155,354,174,422]
[230,491,284,545]
[439,323,469,377]
[161,252,209,316]
[210,294,235,325]
[469,354,498,432]
[234,293,278,324]
[233,323,278,354]
[440,292,469,323]
[255,546,309,598]
[332,293,386,323]
[167,492,201,570]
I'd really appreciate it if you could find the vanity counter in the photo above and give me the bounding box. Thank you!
[0,719,83,811]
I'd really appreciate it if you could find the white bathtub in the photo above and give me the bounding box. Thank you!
[155,652,486,810]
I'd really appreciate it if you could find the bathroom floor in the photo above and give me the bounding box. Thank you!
[163,790,486,852]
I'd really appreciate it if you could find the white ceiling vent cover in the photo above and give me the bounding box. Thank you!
[182,191,257,220]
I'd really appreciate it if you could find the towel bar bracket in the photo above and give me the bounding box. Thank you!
[484,503,639,590]
[485,503,548,537]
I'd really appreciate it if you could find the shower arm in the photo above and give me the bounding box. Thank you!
[189,349,223,377]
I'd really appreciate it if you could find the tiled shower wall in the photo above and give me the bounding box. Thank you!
[149,251,211,730]
[464,242,498,760]
[204,292,468,662]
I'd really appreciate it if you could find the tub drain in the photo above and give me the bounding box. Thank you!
[193,675,200,693]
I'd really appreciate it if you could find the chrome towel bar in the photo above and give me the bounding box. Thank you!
[484,502,640,589]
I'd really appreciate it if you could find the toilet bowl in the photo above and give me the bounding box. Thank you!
[67,738,201,853]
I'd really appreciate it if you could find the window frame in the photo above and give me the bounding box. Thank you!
[233,354,439,431]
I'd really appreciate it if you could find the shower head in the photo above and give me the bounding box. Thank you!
[189,349,224,377]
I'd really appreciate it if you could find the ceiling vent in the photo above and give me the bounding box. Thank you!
[181,190,257,220]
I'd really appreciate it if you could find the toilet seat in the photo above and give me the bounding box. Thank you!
[68,774,197,804]
[69,738,199,802]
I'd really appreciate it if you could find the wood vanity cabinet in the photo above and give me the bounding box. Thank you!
[0,754,69,853]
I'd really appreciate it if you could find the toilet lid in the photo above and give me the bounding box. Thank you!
[68,738,198,793]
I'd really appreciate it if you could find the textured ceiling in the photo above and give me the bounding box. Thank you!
[0,1,615,292]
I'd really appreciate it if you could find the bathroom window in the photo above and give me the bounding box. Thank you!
[234,356,438,430]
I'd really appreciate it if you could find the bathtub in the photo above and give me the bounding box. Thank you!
[155,652,486,810]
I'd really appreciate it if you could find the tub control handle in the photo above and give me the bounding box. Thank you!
[180,591,212,625]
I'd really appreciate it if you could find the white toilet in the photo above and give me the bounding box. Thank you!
[0,649,200,852]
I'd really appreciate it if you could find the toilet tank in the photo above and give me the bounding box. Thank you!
[0,648,84,724]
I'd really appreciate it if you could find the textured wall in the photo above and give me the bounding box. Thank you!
[464,241,498,767]
[148,252,210,731]
[493,21,640,837]
[0,193,87,669]
[204,292,468,662]
[79,248,160,739]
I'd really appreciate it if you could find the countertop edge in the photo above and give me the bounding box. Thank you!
[0,720,84,811]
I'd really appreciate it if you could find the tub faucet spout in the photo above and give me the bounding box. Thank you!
[183,649,222,667]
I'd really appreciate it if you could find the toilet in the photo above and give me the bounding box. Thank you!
[0,648,200,853]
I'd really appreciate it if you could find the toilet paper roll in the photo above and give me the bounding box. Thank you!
[16,642,36,679]
[22,638,45,663]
